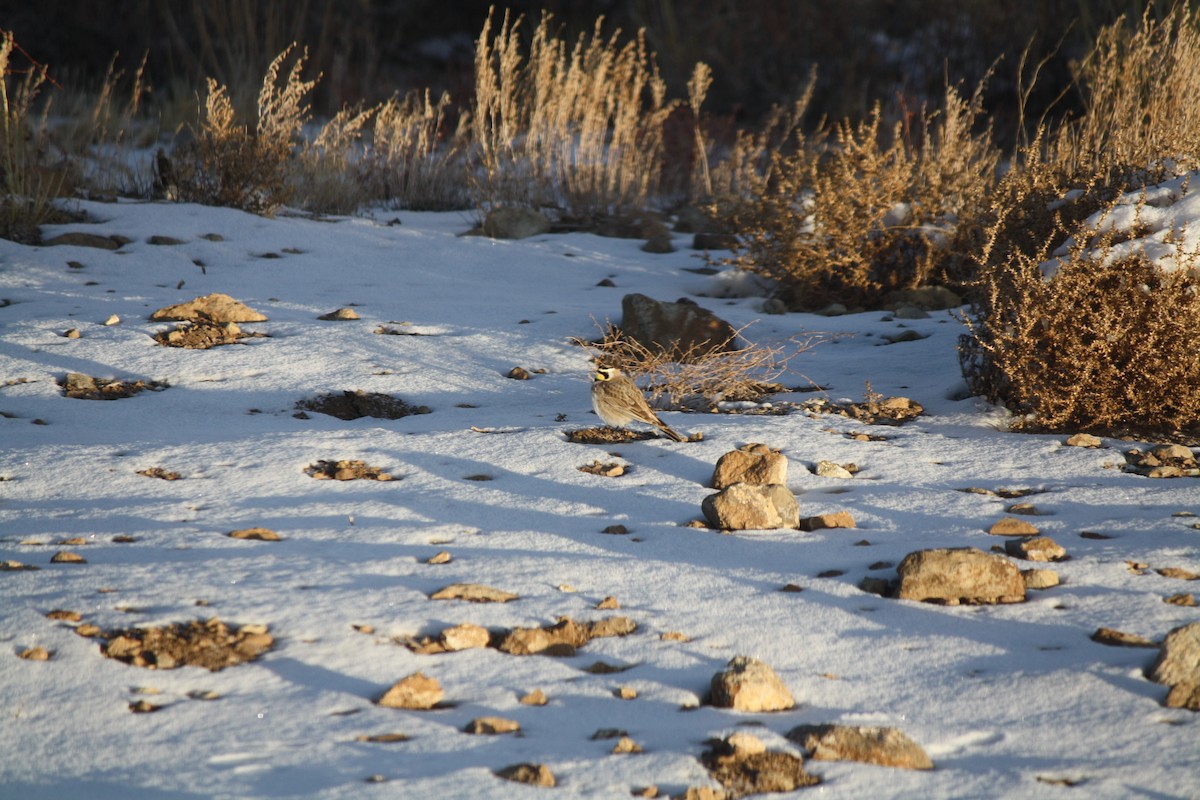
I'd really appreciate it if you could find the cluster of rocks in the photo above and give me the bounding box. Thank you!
[702,444,799,531]
[60,372,168,400]
[304,459,395,481]
[150,292,267,349]
[97,618,273,671]
[403,614,637,658]
[1123,443,1200,478]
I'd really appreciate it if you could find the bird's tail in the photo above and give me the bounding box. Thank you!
[657,422,687,442]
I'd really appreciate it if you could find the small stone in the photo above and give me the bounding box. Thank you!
[1149,622,1200,710]
[661,631,690,642]
[376,672,443,710]
[429,583,518,603]
[611,736,643,754]
[615,686,638,700]
[47,609,82,621]
[1006,503,1046,516]
[725,732,766,756]
[439,623,490,651]
[1065,433,1103,448]
[800,511,857,531]
[815,460,854,479]
[1157,567,1199,581]
[227,527,281,541]
[495,763,556,787]
[1004,536,1067,562]
[601,524,629,535]
[318,307,360,320]
[50,551,86,564]
[1165,593,1196,606]
[63,328,81,339]
[711,444,788,489]
[356,732,410,743]
[506,366,531,380]
[75,624,101,637]
[352,624,375,634]
[147,235,185,245]
[19,646,51,661]
[1091,627,1157,648]
[641,233,675,253]
[787,724,933,770]
[464,716,520,735]
[1022,569,1060,589]
[710,655,795,712]
[988,518,1040,536]
[596,596,620,610]
[43,232,123,249]
[103,314,120,326]
[129,699,163,713]
[520,689,548,706]
[426,550,452,564]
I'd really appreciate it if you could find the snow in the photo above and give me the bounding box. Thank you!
[1,195,1198,800]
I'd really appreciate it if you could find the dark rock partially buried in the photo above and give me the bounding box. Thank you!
[99,618,273,670]
[297,390,430,420]
[701,734,819,798]
[620,293,739,358]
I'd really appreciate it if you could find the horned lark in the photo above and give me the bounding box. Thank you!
[591,366,686,442]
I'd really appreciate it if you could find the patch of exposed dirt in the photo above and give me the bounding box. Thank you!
[566,427,658,444]
[137,467,182,480]
[60,372,169,400]
[578,460,627,477]
[801,394,923,425]
[403,615,636,657]
[305,459,396,481]
[297,391,430,421]
[98,618,273,670]
[701,737,819,798]
[154,321,266,349]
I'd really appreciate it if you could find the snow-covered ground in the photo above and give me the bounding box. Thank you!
[1,197,1197,799]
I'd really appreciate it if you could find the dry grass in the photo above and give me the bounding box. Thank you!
[471,11,676,223]
[575,320,822,410]
[369,90,471,211]
[294,103,375,215]
[725,81,998,310]
[170,45,315,215]
[0,32,66,244]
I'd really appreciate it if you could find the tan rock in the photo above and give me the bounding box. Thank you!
[519,688,548,706]
[1022,569,1060,590]
[496,626,571,656]
[429,583,518,603]
[1148,621,1200,709]
[150,293,267,323]
[376,672,443,710]
[227,527,281,541]
[988,517,1040,536]
[50,551,86,564]
[711,444,787,489]
[318,307,360,320]
[800,511,857,531]
[464,716,520,734]
[896,547,1026,605]
[495,763,556,786]
[439,623,490,651]
[615,686,638,700]
[815,460,854,479]
[725,732,766,756]
[611,735,643,754]
[702,483,799,531]
[710,655,795,712]
[18,646,51,661]
[1004,536,1066,562]
[1065,433,1102,448]
[1091,627,1156,648]
[787,724,933,769]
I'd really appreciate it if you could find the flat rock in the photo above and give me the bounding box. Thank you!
[1091,627,1156,648]
[702,483,799,531]
[787,724,933,770]
[429,583,518,603]
[710,655,795,712]
[482,207,550,240]
[150,293,267,323]
[495,763,556,786]
[815,460,854,479]
[1004,536,1066,562]
[800,511,857,531]
[318,307,360,320]
[464,716,520,734]
[896,547,1026,605]
[988,517,1040,536]
[43,232,123,249]
[711,444,787,489]
[376,672,443,710]
[439,623,490,651]
[1022,569,1060,590]
[227,527,281,541]
[1065,433,1102,448]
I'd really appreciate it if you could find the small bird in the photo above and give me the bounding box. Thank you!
[591,366,686,442]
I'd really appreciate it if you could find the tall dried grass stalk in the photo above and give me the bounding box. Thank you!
[0,31,62,243]
[371,89,471,210]
[472,11,676,222]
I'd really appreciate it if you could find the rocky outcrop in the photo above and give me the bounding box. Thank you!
[620,293,738,358]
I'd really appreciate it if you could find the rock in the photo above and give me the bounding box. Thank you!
[439,623,490,651]
[762,298,788,315]
[710,655,795,712]
[497,627,571,656]
[63,328,81,338]
[815,303,849,316]
[464,716,520,734]
[892,304,930,319]
[426,551,452,564]
[50,551,86,564]
[1091,627,1157,648]
[702,483,799,531]
[859,576,892,596]
[147,235,185,245]
[429,583,518,603]
[318,307,360,320]
[800,511,857,531]
[1153,444,1197,463]
[150,293,267,323]
[725,732,767,756]
[815,460,854,479]
[227,527,281,541]
[520,688,548,706]
[1022,569,1060,590]
[482,207,550,240]
[1157,567,1199,581]
[988,517,1040,536]
[596,596,620,610]
[43,232,123,249]
[614,686,638,700]
[692,231,739,250]
[787,724,933,770]
[1165,593,1196,606]
[710,443,788,489]
[620,293,738,359]
[376,672,443,710]
[895,547,1026,605]
[1148,621,1200,709]
[103,314,121,326]
[882,285,961,311]
[611,736,643,754]
[506,366,531,380]
[1066,433,1102,448]
[641,232,675,253]
[1004,536,1066,562]
[19,646,51,661]
[495,763,556,787]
